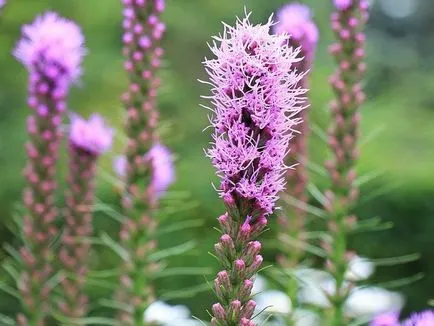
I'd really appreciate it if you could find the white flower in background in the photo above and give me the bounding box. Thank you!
[252,274,268,295]
[254,290,292,326]
[144,301,202,326]
[345,255,375,281]
[296,268,337,308]
[345,287,404,318]
[293,309,320,326]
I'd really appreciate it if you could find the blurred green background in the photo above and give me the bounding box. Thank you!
[1,0,434,321]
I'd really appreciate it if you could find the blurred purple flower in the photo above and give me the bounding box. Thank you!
[334,0,353,10]
[370,312,400,326]
[113,155,127,178]
[0,0,5,9]
[402,310,434,326]
[204,14,305,217]
[13,11,86,82]
[69,114,113,155]
[114,143,175,198]
[147,143,175,197]
[273,3,319,59]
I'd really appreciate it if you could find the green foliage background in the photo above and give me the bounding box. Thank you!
[1,0,434,321]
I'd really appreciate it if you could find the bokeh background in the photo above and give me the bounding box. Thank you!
[1,0,433,322]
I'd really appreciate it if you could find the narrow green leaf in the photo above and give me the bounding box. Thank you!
[0,313,14,325]
[280,193,327,219]
[191,316,207,326]
[161,283,210,300]
[154,267,212,278]
[158,219,203,236]
[3,243,22,263]
[0,282,19,299]
[307,183,328,206]
[371,253,420,266]
[93,201,125,223]
[354,169,385,187]
[98,299,133,313]
[149,241,196,261]
[279,234,327,258]
[375,273,424,289]
[100,233,130,261]
[311,123,328,143]
[305,160,328,178]
[360,125,385,147]
[87,269,119,278]
[2,263,20,282]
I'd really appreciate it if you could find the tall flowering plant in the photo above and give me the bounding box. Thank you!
[58,114,113,321]
[272,0,319,295]
[116,0,169,325]
[13,12,85,325]
[323,0,369,324]
[202,13,306,325]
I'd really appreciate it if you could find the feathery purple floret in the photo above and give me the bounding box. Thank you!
[402,310,434,326]
[69,114,114,156]
[370,312,400,326]
[204,14,305,217]
[114,143,175,198]
[273,3,319,58]
[334,0,353,10]
[0,0,5,9]
[14,12,85,82]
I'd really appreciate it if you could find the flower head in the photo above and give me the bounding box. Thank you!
[0,0,5,9]
[402,310,434,326]
[114,144,175,198]
[69,113,113,155]
[273,3,319,58]
[146,143,175,197]
[334,0,352,10]
[14,11,86,81]
[370,312,400,326]
[204,13,305,217]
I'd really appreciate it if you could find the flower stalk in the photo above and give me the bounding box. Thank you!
[58,114,113,323]
[13,12,85,326]
[117,0,166,325]
[203,14,305,325]
[323,1,369,325]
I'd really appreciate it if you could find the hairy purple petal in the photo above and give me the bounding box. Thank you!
[204,13,306,217]
[69,113,113,155]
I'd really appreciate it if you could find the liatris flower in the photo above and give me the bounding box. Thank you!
[402,310,434,326]
[203,13,305,325]
[58,114,113,321]
[113,143,175,199]
[370,312,400,326]
[13,12,85,325]
[273,1,318,270]
[117,0,166,324]
[334,0,353,11]
[323,0,369,324]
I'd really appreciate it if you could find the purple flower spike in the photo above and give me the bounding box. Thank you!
[324,0,369,324]
[114,143,175,199]
[14,12,85,326]
[59,113,112,319]
[273,3,318,273]
[204,13,306,325]
[274,3,319,61]
[334,0,353,10]
[205,13,305,219]
[69,113,114,156]
[117,1,167,321]
[370,312,400,326]
[147,143,175,199]
[14,11,85,82]
[402,310,434,326]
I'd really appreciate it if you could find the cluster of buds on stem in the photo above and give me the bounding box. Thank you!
[273,2,319,269]
[323,1,369,324]
[203,13,305,325]
[58,114,113,322]
[13,12,85,325]
[117,1,167,324]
